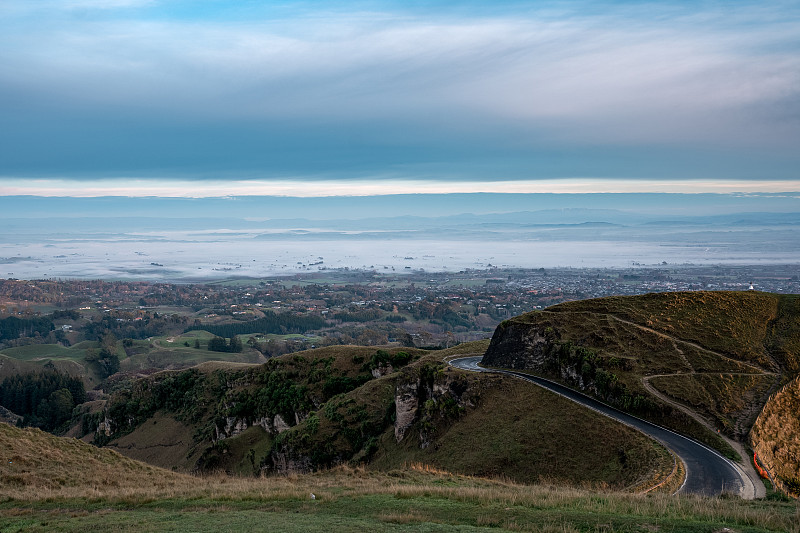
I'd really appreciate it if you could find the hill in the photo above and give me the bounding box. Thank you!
[0,422,186,496]
[77,342,676,491]
[482,291,800,494]
[2,422,798,532]
[750,374,800,496]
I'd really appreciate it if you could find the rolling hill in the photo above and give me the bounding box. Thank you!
[482,290,800,496]
[76,342,676,492]
[2,422,797,532]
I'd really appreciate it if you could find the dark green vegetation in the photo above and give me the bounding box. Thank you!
[4,278,800,511]
[2,423,799,533]
[64,341,674,492]
[188,311,327,338]
[207,334,244,353]
[90,346,423,473]
[0,315,54,342]
[0,370,85,431]
[484,291,800,488]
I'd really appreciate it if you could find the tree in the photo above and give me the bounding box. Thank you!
[229,336,243,353]
[208,336,227,352]
[38,388,74,430]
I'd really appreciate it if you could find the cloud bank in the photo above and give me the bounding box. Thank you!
[1,1,798,183]
[2,178,799,198]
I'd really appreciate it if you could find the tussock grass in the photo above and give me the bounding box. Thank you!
[492,291,798,456]
[751,374,800,495]
[1,445,798,532]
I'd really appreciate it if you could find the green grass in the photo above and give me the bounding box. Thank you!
[0,344,82,362]
[119,347,263,372]
[1,470,799,533]
[371,371,672,489]
[0,348,102,388]
[2,422,798,533]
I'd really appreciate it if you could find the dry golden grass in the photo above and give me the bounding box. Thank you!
[750,374,800,495]
[1,425,798,533]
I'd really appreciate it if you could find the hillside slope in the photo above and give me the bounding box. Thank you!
[750,374,800,496]
[81,342,674,490]
[482,291,800,491]
[0,422,186,497]
[1,427,796,533]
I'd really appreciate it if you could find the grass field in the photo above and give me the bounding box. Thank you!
[0,344,79,361]
[0,347,103,388]
[1,421,798,533]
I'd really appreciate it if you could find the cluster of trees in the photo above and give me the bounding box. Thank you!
[85,332,120,378]
[0,369,86,431]
[366,349,412,371]
[99,368,209,444]
[331,309,383,323]
[410,302,471,328]
[189,311,326,338]
[208,336,243,353]
[49,309,80,320]
[83,313,186,342]
[0,316,54,342]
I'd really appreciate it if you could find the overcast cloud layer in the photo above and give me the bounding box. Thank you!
[1,0,799,192]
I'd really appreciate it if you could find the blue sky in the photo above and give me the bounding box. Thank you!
[1,0,799,197]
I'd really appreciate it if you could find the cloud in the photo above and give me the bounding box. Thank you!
[0,1,798,178]
[2,178,799,197]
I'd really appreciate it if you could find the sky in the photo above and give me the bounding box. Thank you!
[1,0,799,198]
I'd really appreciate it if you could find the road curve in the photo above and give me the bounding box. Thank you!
[448,356,755,498]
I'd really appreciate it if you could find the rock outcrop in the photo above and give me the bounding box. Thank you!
[394,363,474,449]
[0,405,21,426]
[482,319,560,371]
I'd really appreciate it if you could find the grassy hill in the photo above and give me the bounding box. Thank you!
[0,422,186,495]
[750,374,800,496]
[2,422,798,532]
[75,341,677,492]
[483,291,800,490]
[0,330,268,404]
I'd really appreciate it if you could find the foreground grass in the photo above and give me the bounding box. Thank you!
[1,466,798,532]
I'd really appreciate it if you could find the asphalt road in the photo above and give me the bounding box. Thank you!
[448,356,753,498]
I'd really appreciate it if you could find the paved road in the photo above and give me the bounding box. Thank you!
[448,356,754,498]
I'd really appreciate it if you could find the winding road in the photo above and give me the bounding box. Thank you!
[449,356,757,499]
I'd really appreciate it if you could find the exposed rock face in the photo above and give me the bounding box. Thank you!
[393,365,474,449]
[482,320,559,371]
[273,414,291,433]
[371,363,394,378]
[482,318,599,396]
[97,416,113,437]
[394,379,419,442]
[270,450,313,475]
[0,405,21,426]
[222,417,249,439]
[214,411,300,441]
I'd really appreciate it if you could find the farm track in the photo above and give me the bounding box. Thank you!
[604,314,771,498]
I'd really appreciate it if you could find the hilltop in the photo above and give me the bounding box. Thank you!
[483,290,800,496]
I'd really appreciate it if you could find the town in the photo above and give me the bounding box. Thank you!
[2,264,798,355]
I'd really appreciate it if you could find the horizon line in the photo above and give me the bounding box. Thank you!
[2,178,800,198]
